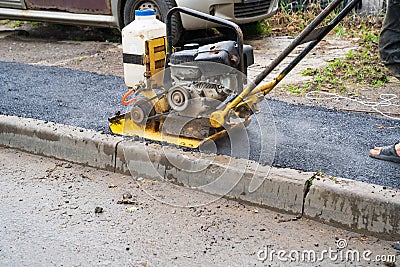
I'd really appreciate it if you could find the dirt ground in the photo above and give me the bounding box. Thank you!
[0,147,398,266]
[0,22,399,119]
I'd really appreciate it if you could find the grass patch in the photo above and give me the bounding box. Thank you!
[262,1,389,95]
[242,21,272,37]
[297,32,389,94]
[9,20,40,28]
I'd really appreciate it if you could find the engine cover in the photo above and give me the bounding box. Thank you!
[170,40,254,71]
[195,41,240,68]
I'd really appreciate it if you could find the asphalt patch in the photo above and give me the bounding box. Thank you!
[1,61,399,188]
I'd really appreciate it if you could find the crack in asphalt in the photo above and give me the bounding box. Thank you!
[0,61,399,188]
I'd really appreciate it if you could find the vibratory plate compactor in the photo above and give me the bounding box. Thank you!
[109,1,360,149]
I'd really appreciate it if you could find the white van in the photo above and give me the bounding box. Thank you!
[0,0,279,32]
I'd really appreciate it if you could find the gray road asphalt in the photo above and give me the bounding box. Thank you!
[1,61,399,188]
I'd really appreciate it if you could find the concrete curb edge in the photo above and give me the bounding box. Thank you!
[0,115,398,240]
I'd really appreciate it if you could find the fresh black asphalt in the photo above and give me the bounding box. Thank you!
[1,61,399,188]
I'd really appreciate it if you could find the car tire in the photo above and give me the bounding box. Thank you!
[123,0,183,45]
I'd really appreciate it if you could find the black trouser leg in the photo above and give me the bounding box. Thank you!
[379,0,400,80]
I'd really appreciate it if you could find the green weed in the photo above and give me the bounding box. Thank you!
[242,21,272,36]
[335,25,345,38]
[11,20,22,28]
[10,20,40,27]
[0,19,10,25]
[28,21,40,26]
[284,84,309,95]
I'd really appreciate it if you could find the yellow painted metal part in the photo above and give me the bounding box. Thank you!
[144,37,166,88]
[109,116,203,148]
[209,84,252,128]
[209,74,285,128]
[250,80,277,96]
[109,115,236,149]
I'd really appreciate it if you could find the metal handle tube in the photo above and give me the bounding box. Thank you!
[253,0,362,96]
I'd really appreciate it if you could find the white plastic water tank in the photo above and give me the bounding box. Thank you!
[122,9,166,87]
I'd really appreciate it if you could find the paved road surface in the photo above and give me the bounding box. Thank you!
[1,61,399,188]
[0,147,397,266]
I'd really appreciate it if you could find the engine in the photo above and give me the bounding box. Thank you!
[167,41,254,119]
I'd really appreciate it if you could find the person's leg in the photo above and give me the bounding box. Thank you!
[372,4,400,163]
[370,142,400,163]
[379,0,400,80]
